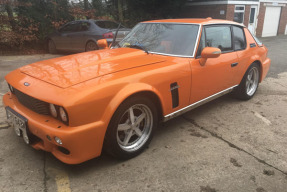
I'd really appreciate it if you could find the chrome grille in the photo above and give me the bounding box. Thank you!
[13,88,49,115]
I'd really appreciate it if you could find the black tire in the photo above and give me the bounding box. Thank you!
[48,39,57,54]
[85,41,98,52]
[233,63,260,100]
[104,97,158,160]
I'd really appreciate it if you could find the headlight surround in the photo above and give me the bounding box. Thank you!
[59,107,68,123]
[49,104,69,125]
[49,104,58,118]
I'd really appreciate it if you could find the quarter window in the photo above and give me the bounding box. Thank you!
[205,26,232,52]
[234,5,245,23]
[232,26,246,51]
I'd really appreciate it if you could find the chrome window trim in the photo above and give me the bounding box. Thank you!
[118,23,202,58]
[203,23,245,27]
[163,85,238,122]
[148,52,194,58]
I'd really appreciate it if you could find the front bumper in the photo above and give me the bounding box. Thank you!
[3,93,106,164]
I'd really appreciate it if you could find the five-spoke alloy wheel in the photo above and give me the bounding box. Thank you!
[233,63,260,100]
[104,97,157,159]
[245,66,259,96]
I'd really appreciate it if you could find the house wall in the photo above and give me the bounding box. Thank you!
[256,3,266,36]
[182,1,287,37]
[256,2,287,36]
[244,5,251,27]
[181,4,251,27]
[181,5,228,19]
[226,4,235,21]
[278,5,287,34]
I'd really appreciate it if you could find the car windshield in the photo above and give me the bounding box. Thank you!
[118,23,200,56]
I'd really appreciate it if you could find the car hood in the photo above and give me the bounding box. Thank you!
[20,48,166,88]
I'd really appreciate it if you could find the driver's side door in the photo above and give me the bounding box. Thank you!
[190,25,239,104]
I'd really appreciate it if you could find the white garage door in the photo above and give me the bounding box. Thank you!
[262,6,281,37]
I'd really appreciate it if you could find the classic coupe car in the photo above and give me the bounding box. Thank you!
[3,18,270,164]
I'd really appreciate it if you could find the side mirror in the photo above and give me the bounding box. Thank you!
[199,47,221,66]
[97,39,109,49]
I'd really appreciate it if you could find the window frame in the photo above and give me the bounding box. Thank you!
[196,24,234,57]
[234,5,245,24]
[232,25,247,51]
[119,22,202,58]
[249,7,256,24]
[195,24,247,58]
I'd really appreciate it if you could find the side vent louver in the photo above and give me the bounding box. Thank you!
[170,82,179,108]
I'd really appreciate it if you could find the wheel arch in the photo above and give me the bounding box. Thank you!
[240,57,262,84]
[252,60,263,82]
[102,83,165,131]
[121,91,164,121]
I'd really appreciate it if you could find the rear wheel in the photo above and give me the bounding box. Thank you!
[85,41,98,52]
[104,97,158,159]
[233,63,260,100]
[48,40,57,54]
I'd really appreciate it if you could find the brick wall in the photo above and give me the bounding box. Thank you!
[278,5,287,35]
[182,4,252,27]
[181,5,228,19]
[244,5,251,27]
[226,4,235,21]
[256,3,266,37]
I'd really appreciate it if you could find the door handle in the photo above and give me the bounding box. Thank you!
[231,62,238,67]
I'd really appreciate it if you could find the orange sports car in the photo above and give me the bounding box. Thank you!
[3,18,270,164]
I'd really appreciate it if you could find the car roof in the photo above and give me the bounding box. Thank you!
[142,18,245,27]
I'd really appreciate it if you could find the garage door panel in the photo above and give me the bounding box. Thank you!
[262,6,281,37]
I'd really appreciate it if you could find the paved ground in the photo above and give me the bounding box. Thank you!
[0,35,287,192]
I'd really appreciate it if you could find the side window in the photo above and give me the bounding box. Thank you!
[233,26,246,51]
[59,24,72,32]
[205,26,232,52]
[80,22,91,31]
[196,28,206,57]
[59,23,79,33]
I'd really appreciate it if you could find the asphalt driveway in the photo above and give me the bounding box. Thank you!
[0,35,287,192]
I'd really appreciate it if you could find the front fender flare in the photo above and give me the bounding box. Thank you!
[102,83,164,129]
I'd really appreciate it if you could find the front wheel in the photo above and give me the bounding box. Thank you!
[104,97,158,159]
[85,41,98,52]
[233,63,260,100]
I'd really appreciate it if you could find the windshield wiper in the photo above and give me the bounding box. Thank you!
[128,44,149,54]
[111,23,122,48]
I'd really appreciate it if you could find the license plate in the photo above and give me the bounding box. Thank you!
[6,107,31,144]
